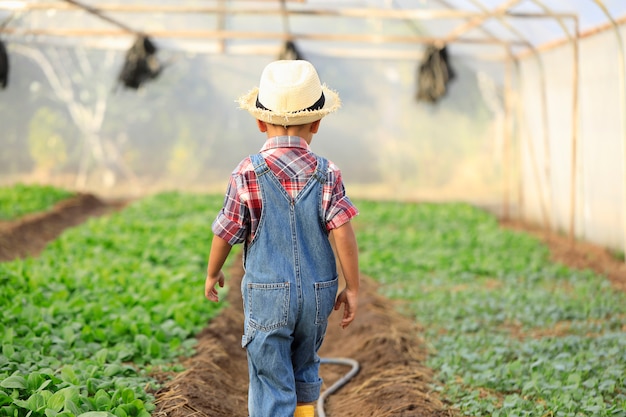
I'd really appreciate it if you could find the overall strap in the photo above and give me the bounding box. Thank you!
[250,153,270,176]
[312,156,328,185]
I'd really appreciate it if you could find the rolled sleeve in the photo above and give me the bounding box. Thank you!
[211,174,250,245]
[212,211,247,245]
[325,169,359,231]
[327,195,358,230]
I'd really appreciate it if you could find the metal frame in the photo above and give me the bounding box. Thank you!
[0,0,624,257]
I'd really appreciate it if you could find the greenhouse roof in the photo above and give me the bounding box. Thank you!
[1,0,625,61]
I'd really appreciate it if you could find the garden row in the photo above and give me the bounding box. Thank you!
[0,184,74,221]
[2,184,626,416]
[1,187,227,417]
[356,200,626,416]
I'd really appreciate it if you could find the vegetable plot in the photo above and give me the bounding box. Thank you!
[353,200,626,416]
[0,184,74,221]
[0,192,226,417]
[2,188,625,417]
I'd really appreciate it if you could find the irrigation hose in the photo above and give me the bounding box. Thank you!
[316,357,360,417]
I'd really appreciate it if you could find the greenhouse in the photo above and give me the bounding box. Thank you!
[1,1,626,416]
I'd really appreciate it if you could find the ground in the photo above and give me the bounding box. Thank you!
[1,193,624,417]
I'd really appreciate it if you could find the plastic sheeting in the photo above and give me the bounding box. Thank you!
[0,0,625,252]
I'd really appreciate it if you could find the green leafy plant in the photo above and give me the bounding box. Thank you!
[352,200,626,416]
[4,192,624,417]
[0,192,229,417]
[0,183,74,220]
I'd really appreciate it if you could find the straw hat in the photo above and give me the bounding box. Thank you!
[237,60,341,126]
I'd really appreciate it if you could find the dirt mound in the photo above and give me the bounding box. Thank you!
[153,255,453,417]
[0,193,125,262]
[501,219,626,292]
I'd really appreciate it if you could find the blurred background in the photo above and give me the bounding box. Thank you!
[0,0,625,254]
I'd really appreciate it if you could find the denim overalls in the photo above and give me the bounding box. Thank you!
[241,153,339,417]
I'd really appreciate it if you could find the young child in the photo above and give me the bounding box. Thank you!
[204,60,360,417]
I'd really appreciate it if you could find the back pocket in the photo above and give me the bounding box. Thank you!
[314,277,339,325]
[247,282,290,332]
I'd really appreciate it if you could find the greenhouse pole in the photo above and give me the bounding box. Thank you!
[535,54,552,230]
[513,60,526,219]
[592,0,626,260]
[533,2,580,241]
[502,53,521,220]
[620,32,626,262]
[527,2,580,240]
[441,0,554,228]
[503,55,513,219]
[569,17,580,242]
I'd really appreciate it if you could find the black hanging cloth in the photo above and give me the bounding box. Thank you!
[416,45,456,103]
[278,40,304,61]
[0,39,8,89]
[117,36,162,90]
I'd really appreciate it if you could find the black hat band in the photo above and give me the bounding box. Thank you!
[255,92,325,113]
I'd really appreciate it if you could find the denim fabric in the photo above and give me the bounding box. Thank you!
[241,153,338,417]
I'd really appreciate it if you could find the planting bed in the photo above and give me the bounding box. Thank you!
[1,190,625,417]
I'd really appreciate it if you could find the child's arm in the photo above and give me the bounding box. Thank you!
[330,221,360,329]
[205,235,233,302]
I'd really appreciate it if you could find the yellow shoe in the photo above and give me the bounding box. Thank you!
[294,404,314,417]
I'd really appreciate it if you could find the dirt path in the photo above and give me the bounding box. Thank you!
[2,194,624,416]
[0,193,126,262]
[153,254,453,417]
[500,219,626,292]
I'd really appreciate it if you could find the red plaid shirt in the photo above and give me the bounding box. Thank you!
[212,136,358,245]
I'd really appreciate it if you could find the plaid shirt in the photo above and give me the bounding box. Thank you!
[212,136,358,245]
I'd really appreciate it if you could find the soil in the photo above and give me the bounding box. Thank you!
[1,194,624,417]
[0,193,126,262]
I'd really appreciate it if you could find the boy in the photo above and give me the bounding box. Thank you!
[204,60,360,417]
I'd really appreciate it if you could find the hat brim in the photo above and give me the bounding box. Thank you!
[237,85,341,126]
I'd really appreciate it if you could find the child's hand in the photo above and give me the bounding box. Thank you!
[205,271,225,302]
[334,288,358,329]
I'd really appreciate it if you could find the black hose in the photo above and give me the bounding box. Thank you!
[317,357,360,417]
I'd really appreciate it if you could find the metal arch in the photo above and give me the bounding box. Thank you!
[469,0,554,232]
[527,0,580,242]
[441,0,525,45]
[61,0,140,35]
[592,0,626,262]
[463,0,555,230]
[433,0,554,229]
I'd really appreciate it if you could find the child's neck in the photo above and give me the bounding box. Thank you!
[266,125,313,145]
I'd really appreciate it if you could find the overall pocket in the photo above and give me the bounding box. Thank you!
[314,277,339,325]
[246,282,290,332]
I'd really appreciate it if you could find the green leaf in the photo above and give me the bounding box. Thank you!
[0,390,12,406]
[13,398,30,409]
[45,408,59,417]
[134,335,149,352]
[120,389,135,404]
[148,339,161,358]
[27,372,45,391]
[60,366,79,385]
[38,379,53,392]
[47,391,66,412]
[113,406,128,417]
[94,390,111,410]
[2,344,15,358]
[77,412,116,417]
[103,365,123,378]
[567,373,582,385]
[27,393,46,412]
[64,397,82,416]
[93,349,109,366]
[1,375,27,389]
[120,403,138,417]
